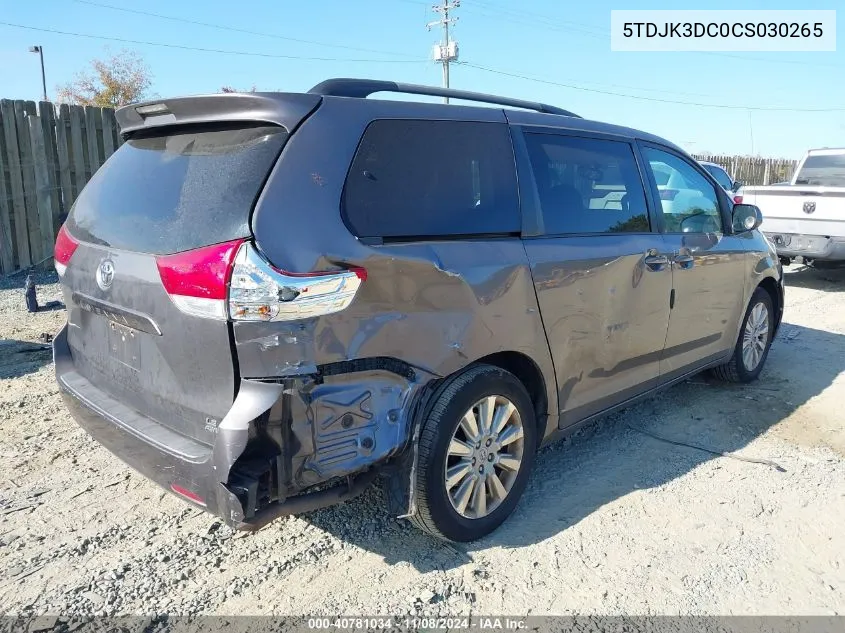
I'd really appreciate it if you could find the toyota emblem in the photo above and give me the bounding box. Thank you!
[803,201,816,214]
[96,259,115,291]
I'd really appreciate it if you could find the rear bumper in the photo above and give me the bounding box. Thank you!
[764,233,845,261]
[54,323,289,527]
[54,324,418,527]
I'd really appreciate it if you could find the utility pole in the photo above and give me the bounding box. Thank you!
[428,0,460,103]
[28,46,47,101]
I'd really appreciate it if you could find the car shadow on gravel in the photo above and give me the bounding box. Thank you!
[300,321,845,570]
[785,265,845,292]
[0,339,54,379]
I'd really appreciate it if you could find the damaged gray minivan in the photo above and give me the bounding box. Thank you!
[54,79,784,542]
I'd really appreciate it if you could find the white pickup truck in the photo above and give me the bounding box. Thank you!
[740,148,845,268]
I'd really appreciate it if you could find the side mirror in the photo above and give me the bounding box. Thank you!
[731,180,743,192]
[732,203,762,233]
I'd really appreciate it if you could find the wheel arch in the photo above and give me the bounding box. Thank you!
[757,275,784,338]
[473,351,550,447]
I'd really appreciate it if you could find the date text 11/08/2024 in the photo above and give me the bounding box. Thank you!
[307,617,528,630]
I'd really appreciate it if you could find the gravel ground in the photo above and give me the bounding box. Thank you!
[0,265,843,617]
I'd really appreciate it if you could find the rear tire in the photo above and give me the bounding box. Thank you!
[409,364,537,542]
[710,287,774,384]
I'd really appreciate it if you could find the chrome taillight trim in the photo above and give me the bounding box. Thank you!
[228,243,363,322]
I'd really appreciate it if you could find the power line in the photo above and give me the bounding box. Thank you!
[71,0,420,59]
[463,0,605,30]
[460,0,606,38]
[698,51,844,69]
[459,1,844,68]
[459,62,845,112]
[0,22,429,63]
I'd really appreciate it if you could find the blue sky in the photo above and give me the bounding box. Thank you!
[1,0,842,157]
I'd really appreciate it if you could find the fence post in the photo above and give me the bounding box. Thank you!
[0,106,13,274]
[38,101,62,236]
[15,101,42,264]
[69,105,87,198]
[101,107,117,159]
[28,115,56,264]
[84,106,103,176]
[55,104,74,214]
[1,100,30,269]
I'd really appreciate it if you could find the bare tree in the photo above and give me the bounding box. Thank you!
[57,50,152,108]
[220,85,257,93]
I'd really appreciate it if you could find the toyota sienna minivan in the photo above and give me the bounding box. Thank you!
[54,79,784,542]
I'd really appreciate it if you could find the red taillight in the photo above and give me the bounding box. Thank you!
[170,483,206,507]
[156,239,244,320]
[54,224,79,276]
[733,195,744,204]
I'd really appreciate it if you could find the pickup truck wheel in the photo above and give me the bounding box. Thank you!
[409,364,536,542]
[711,287,774,384]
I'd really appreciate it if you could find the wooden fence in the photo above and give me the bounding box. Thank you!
[693,154,798,187]
[0,99,121,275]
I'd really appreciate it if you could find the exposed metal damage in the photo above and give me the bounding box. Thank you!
[218,360,437,529]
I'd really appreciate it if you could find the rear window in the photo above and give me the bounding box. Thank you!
[66,124,288,254]
[795,153,845,187]
[342,120,519,239]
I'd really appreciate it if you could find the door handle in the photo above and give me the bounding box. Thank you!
[644,251,669,271]
[673,253,695,269]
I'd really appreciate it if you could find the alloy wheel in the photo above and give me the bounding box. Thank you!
[742,302,770,371]
[444,395,525,519]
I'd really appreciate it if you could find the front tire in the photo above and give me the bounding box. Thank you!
[410,364,537,542]
[711,287,774,383]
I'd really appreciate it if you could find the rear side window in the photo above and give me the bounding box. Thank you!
[795,153,845,187]
[703,163,733,190]
[66,124,288,255]
[523,133,651,235]
[343,120,519,239]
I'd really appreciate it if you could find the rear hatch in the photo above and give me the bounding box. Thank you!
[56,94,320,445]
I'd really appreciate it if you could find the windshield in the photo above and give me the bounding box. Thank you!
[794,154,845,187]
[703,164,733,190]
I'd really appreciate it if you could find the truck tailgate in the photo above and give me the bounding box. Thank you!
[743,186,845,238]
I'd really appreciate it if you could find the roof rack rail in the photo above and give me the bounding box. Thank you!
[308,78,581,118]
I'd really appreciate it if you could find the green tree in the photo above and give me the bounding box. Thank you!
[57,50,152,107]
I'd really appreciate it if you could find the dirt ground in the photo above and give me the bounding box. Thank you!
[1,265,843,617]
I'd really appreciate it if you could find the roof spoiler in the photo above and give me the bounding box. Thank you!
[308,78,581,118]
[115,92,322,136]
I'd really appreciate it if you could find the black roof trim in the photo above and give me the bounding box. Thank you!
[308,78,581,118]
